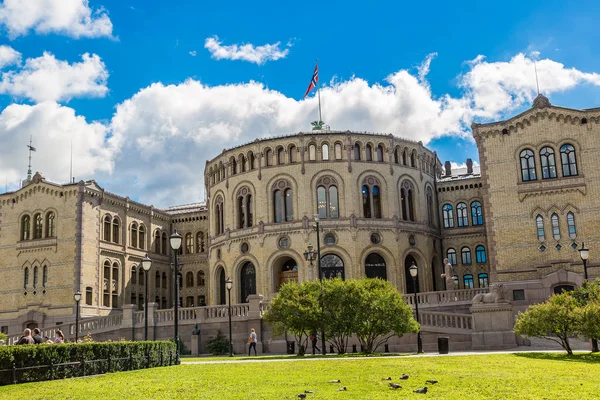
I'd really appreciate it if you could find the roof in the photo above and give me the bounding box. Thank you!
[438,165,481,183]
[164,202,207,215]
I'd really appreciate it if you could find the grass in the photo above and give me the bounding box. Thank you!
[180,352,410,362]
[1,353,599,399]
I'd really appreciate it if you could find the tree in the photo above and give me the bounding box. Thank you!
[263,281,321,355]
[514,292,582,355]
[321,278,362,354]
[353,279,419,353]
[572,279,600,351]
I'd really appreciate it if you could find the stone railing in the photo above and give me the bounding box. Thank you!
[418,311,473,334]
[403,288,488,308]
[152,303,252,326]
[134,311,144,325]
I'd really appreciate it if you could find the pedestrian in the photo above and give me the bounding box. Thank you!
[32,328,43,344]
[54,329,65,343]
[17,328,34,345]
[310,332,320,354]
[248,328,257,356]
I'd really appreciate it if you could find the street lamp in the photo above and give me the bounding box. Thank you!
[409,262,423,354]
[73,291,82,343]
[226,277,233,357]
[304,215,326,355]
[169,230,182,364]
[303,243,315,280]
[579,243,598,352]
[141,254,152,341]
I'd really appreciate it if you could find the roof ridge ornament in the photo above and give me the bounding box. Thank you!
[532,93,551,109]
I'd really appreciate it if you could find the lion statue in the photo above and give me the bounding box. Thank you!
[472,283,508,304]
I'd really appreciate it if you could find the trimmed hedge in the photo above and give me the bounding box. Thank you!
[0,341,176,385]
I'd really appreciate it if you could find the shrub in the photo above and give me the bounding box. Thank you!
[206,330,230,355]
[0,332,7,343]
[0,341,176,385]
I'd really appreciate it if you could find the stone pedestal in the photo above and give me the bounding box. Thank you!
[247,294,264,354]
[470,302,517,350]
[121,305,137,340]
[146,303,158,340]
[191,334,200,356]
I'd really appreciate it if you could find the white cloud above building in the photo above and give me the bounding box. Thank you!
[204,36,290,65]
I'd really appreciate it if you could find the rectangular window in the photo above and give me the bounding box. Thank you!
[463,275,474,289]
[452,275,459,290]
[513,289,525,301]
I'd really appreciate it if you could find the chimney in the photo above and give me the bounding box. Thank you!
[444,161,451,177]
[466,158,473,174]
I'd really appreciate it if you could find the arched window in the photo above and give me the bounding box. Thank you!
[231,157,237,174]
[112,262,119,308]
[402,149,407,165]
[461,247,472,264]
[240,262,257,302]
[185,233,194,254]
[446,248,457,265]
[475,245,487,263]
[196,232,205,253]
[321,253,345,279]
[161,232,167,255]
[567,212,576,239]
[316,177,339,219]
[24,267,29,289]
[456,203,468,227]
[442,204,454,228]
[551,213,560,240]
[103,261,111,307]
[478,273,489,288]
[520,149,537,181]
[155,271,160,288]
[85,286,92,305]
[249,152,256,170]
[289,145,297,163]
[376,145,384,162]
[277,147,285,165]
[138,225,145,250]
[354,143,361,160]
[197,271,205,286]
[33,266,38,288]
[112,217,120,244]
[334,143,342,160]
[394,147,400,164]
[365,253,387,280]
[21,215,31,241]
[272,180,293,222]
[471,201,483,225]
[103,215,111,241]
[426,187,434,226]
[536,215,545,242]
[400,181,415,221]
[154,230,161,254]
[131,266,137,285]
[463,274,474,289]
[131,223,138,248]
[560,144,578,177]
[162,272,167,289]
[215,196,224,235]
[539,146,557,179]
[186,271,194,287]
[366,144,373,161]
[240,154,247,172]
[42,265,48,288]
[322,143,329,160]
[362,177,382,219]
[237,187,253,228]
[308,144,316,161]
[410,151,416,167]
[34,213,43,239]
[265,149,273,166]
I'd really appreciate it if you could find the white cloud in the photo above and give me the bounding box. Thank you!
[0,0,114,39]
[0,51,109,102]
[0,44,20,68]
[204,36,290,65]
[189,50,197,57]
[0,101,114,190]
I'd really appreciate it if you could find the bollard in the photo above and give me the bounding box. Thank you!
[352,344,357,353]
[11,362,16,384]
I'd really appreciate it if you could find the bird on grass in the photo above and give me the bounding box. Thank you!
[328,380,341,383]
[297,394,306,399]
[426,380,438,384]
[389,383,402,389]
[304,390,313,393]
[338,387,347,391]
[399,374,409,380]
[414,387,428,394]
[382,377,392,381]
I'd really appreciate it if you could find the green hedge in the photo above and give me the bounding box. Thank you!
[0,341,176,386]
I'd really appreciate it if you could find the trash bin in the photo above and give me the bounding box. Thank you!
[286,341,295,354]
[438,337,449,354]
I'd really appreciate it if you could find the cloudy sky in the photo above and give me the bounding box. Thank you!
[1,0,599,207]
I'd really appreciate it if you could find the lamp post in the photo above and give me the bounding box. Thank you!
[579,243,598,352]
[169,230,182,364]
[73,291,82,343]
[141,254,152,341]
[303,243,315,281]
[226,277,233,357]
[409,262,423,354]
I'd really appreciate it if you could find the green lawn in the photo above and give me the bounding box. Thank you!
[1,353,599,399]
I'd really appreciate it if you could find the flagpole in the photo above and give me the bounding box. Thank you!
[316,58,322,123]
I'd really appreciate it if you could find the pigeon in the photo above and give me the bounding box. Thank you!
[338,387,347,391]
[399,374,409,380]
[426,380,438,384]
[328,380,341,383]
[304,390,313,393]
[297,394,306,399]
[382,377,392,381]
[414,387,428,394]
[389,383,402,389]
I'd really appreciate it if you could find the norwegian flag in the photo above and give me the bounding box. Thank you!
[303,63,319,98]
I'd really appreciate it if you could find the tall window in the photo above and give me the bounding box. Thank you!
[104,215,111,241]
[334,143,342,160]
[24,267,29,289]
[155,271,160,288]
[131,223,138,248]
[560,144,578,176]
[22,215,31,241]
[567,212,576,239]
[394,147,400,164]
[289,145,297,163]
[162,272,167,289]
[103,261,110,307]
[476,245,487,263]
[86,287,92,305]
[316,177,339,219]
[112,262,119,308]
[402,149,407,165]
[277,148,285,165]
[33,266,38,288]
[131,266,137,285]
[551,213,560,240]
[215,196,224,235]
[322,144,329,160]
[456,203,468,227]
[154,230,161,253]
[354,143,361,160]
[231,157,237,174]
[308,144,316,161]
[366,144,373,161]
[185,233,194,254]
[34,213,43,239]
[376,145,384,162]
[161,232,167,255]
[400,181,415,221]
[362,177,382,219]
[237,188,253,228]
[447,248,457,265]
[520,149,537,181]
[478,273,489,288]
[42,265,48,287]
[186,272,194,287]
[539,146,557,179]
[240,154,247,172]
[112,217,120,244]
[442,204,454,228]
[426,187,434,226]
[461,247,472,264]
[273,180,293,223]
[265,149,273,166]
[197,271,205,286]
[250,152,256,170]
[138,225,145,249]
[410,151,416,167]
[463,274,474,289]
[471,201,483,225]
[197,231,205,253]
[536,215,545,242]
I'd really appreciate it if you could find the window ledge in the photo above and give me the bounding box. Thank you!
[17,237,57,250]
[516,176,586,201]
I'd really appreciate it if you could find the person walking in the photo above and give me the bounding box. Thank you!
[310,332,320,355]
[17,328,34,345]
[248,328,258,356]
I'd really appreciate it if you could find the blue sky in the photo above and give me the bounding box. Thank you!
[1,0,599,206]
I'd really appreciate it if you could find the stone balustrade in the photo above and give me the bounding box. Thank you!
[418,311,473,334]
[403,288,488,308]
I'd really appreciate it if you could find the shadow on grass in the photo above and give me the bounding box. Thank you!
[513,352,600,364]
